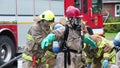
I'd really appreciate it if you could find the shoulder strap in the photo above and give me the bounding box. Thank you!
[64,25,69,41]
[61,25,70,68]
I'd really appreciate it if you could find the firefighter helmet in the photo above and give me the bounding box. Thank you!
[38,10,55,22]
[66,6,82,18]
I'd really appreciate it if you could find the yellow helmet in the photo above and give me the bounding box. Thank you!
[38,10,55,22]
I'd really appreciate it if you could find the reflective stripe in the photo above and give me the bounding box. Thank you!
[50,25,53,31]
[22,53,32,61]
[86,58,93,62]
[27,34,34,41]
[103,53,110,58]
[110,55,116,64]
[41,57,46,62]
[22,53,45,63]
[109,50,116,59]
[83,43,86,49]
[96,48,102,58]
[46,50,55,57]
[98,37,107,48]
[46,64,49,68]
[22,51,55,64]
[109,50,116,64]
[102,51,116,64]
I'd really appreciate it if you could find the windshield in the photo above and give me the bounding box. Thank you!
[92,0,102,14]
[74,0,82,11]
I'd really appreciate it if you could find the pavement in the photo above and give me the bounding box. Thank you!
[0,58,22,68]
[106,37,114,41]
[0,63,17,68]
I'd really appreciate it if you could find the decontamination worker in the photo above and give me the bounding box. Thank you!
[22,10,56,68]
[84,34,119,68]
[52,22,87,68]
[41,6,97,68]
[113,31,120,67]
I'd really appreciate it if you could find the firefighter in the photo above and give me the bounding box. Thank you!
[41,6,97,68]
[113,31,120,67]
[22,10,56,68]
[84,34,119,68]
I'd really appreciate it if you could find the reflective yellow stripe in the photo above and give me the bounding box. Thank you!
[109,50,116,59]
[46,64,49,68]
[46,50,55,57]
[96,37,107,58]
[50,25,53,31]
[41,57,46,62]
[110,55,116,64]
[109,50,116,64]
[103,53,110,58]
[27,34,34,41]
[98,37,108,48]
[86,58,93,62]
[96,48,102,58]
[22,53,45,63]
[102,52,116,64]
[83,43,86,49]
[22,53,32,61]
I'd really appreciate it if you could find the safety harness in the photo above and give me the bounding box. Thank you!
[60,25,83,68]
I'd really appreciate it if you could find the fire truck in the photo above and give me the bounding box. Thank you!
[0,0,64,65]
[0,0,104,65]
[64,0,104,36]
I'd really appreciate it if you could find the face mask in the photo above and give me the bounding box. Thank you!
[75,18,82,31]
[68,18,81,30]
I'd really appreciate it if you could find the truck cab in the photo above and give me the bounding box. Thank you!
[64,0,104,36]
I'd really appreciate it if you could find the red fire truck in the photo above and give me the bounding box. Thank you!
[0,0,64,65]
[64,0,104,36]
[0,21,18,65]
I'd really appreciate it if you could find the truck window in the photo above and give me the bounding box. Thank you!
[92,0,102,14]
[74,0,82,11]
[83,0,88,13]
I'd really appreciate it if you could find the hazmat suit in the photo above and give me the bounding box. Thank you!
[41,6,97,68]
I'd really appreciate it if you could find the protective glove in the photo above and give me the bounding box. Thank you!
[102,59,108,68]
[83,35,97,49]
[41,33,56,49]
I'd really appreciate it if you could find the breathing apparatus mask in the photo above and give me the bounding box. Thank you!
[68,17,81,31]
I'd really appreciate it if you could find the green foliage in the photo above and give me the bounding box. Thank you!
[105,33,117,39]
[106,16,120,23]
[104,22,120,33]
[104,15,120,33]
[106,17,115,23]
[116,16,120,22]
